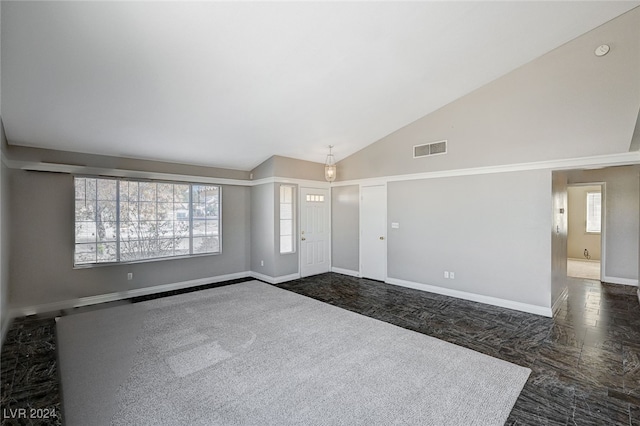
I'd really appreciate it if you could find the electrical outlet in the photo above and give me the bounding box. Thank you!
[127,273,133,280]
[450,272,455,279]
[261,260,264,267]
[444,271,449,279]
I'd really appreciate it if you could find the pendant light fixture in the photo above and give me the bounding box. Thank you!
[324,145,336,182]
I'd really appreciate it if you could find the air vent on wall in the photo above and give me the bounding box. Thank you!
[413,140,447,158]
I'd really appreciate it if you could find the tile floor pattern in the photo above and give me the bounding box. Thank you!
[1,273,639,425]
[1,315,61,426]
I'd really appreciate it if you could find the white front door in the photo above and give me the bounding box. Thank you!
[300,187,330,277]
[361,185,386,281]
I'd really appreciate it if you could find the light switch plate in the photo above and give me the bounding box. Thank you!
[391,222,400,229]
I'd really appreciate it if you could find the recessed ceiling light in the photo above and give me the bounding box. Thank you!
[594,44,610,57]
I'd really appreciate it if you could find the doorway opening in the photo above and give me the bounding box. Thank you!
[567,184,603,281]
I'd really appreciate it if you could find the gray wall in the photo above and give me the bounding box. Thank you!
[331,185,359,272]
[387,169,552,309]
[250,155,325,279]
[6,149,315,311]
[567,166,640,282]
[567,185,602,261]
[630,108,640,151]
[272,156,325,181]
[251,157,276,181]
[0,9,7,341]
[337,8,640,181]
[1,153,9,337]
[327,7,640,313]
[251,155,325,181]
[250,183,275,277]
[250,182,299,279]
[551,171,568,308]
[9,170,250,309]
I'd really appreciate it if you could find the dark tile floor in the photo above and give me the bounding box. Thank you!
[1,273,639,425]
[1,315,61,426]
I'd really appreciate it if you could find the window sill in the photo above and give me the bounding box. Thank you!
[73,251,222,269]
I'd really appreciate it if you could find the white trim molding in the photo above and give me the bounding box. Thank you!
[602,276,639,287]
[9,272,252,317]
[250,272,300,284]
[10,160,253,186]
[386,277,553,317]
[7,159,330,189]
[332,151,640,187]
[10,152,639,190]
[251,176,331,188]
[331,267,360,278]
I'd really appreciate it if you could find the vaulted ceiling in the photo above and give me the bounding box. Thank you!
[2,1,638,170]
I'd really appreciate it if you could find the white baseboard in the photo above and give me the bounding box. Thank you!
[9,271,253,317]
[552,287,569,316]
[602,276,638,287]
[250,271,300,284]
[331,267,360,278]
[386,277,553,317]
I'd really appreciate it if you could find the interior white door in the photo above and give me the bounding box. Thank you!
[300,187,330,277]
[361,185,386,281]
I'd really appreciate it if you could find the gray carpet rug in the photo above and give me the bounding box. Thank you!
[57,281,530,425]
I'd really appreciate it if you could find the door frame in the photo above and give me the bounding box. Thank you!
[299,185,332,278]
[567,182,606,281]
[359,183,387,281]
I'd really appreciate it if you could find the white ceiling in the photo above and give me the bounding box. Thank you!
[2,1,638,170]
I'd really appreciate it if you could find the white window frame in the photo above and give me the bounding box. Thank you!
[279,185,296,254]
[74,176,221,267]
[586,191,601,234]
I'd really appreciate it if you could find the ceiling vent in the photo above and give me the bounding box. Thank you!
[413,140,447,158]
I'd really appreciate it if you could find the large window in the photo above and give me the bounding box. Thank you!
[586,191,601,234]
[74,177,220,266]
